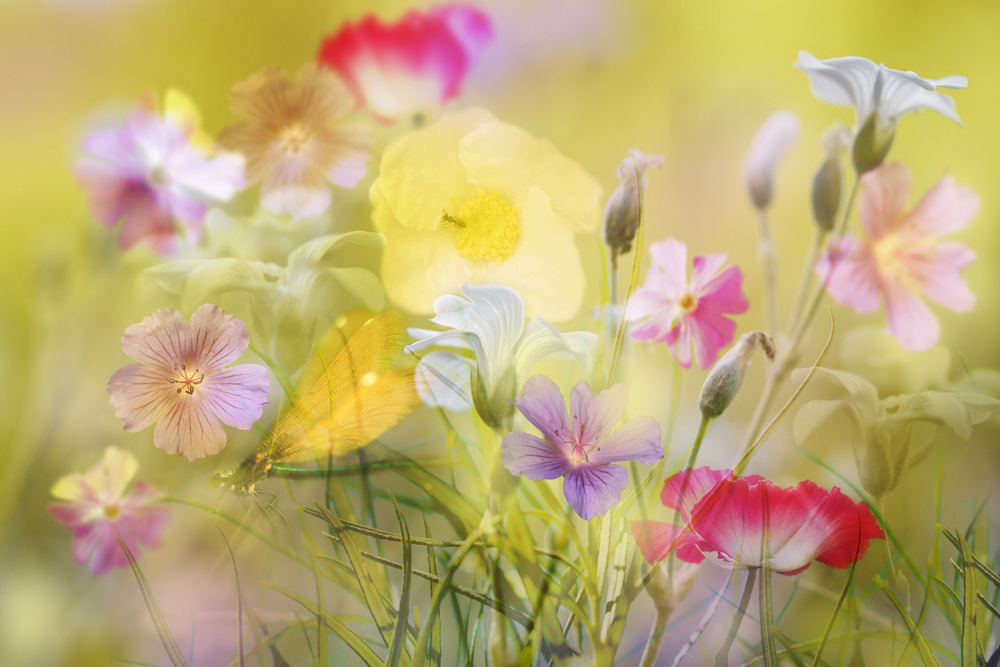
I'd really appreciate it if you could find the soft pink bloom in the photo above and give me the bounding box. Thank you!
[74,93,244,253]
[502,374,662,520]
[631,467,884,575]
[107,305,269,461]
[48,447,170,576]
[629,238,749,369]
[817,162,979,351]
[317,4,493,121]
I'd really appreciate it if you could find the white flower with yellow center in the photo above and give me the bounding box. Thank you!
[370,107,602,323]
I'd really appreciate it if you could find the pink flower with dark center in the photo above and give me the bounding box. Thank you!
[48,447,170,576]
[501,374,662,520]
[629,238,749,369]
[631,467,884,575]
[317,4,493,121]
[74,93,244,253]
[817,162,979,351]
[107,305,269,461]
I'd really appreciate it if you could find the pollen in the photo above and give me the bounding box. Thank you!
[678,292,698,312]
[442,191,521,263]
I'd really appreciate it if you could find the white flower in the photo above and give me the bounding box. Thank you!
[405,284,596,426]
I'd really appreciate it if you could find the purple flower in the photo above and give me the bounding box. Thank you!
[107,304,270,461]
[75,92,244,253]
[501,375,662,520]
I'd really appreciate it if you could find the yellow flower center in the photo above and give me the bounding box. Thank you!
[170,363,204,395]
[279,123,311,154]
[104,504,120,520]
[441,192,521,264]
[678,292,698,313]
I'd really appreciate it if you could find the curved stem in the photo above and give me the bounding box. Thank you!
[757,209,779,336]
[639,607,672,667]
[715,566,759,667]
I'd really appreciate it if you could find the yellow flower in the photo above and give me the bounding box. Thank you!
[370,107,601,322]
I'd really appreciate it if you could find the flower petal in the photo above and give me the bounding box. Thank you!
[588,416,662,466]
[819,239,883,314]
[514,317,596,383]
[121,308,191,371]
[630,520,705,565]
[661,467,737,525]
[414,351,474,411]
[513,374,571,449]
[882,274,939,351]
[900,242,975,312]
[563,463,628,520]
[200,365,269,429]
[108,364,176,433]
[569,381,629,446]
[501,431,570,480]
[646,239,689,302]
[859,163,912,239]
[152,395,228,460]
[904,175,980,238]
[186,304,251,372]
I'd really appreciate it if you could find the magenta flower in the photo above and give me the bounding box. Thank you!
[48,447,170,576]
[317,4,494,121]
[817,162,979,351]
[107,305,269,461]
[629,238,749,369]
[501,374,662,520]
[631,467,885,575]
[74,93,244,253]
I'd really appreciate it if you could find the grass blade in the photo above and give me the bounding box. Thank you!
[958,530,978,667]
[872,576,938,666]
[387,494,413,667]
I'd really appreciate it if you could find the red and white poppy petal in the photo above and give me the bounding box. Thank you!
[501,430,571,480]
[588,416,662,466]
[660,467,736,524]
[808,489,884,569]
[120,308,190,371]
[882,275,940,351]
[563,463,629,520]
[186,304,250,372]
[903,242,976,312]
[569,381,629,445]
[513,374,571,448]
[200,365,269,429]
[630,520,706,565]
[905,175,980,239]
[858,163,912,240]
[152,395,228,461]
[107,364,177,432]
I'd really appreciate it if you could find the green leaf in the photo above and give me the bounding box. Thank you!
[387,495,413,667]
[872,576,939,666]
[810,560,857,667]
[958,530,979,667]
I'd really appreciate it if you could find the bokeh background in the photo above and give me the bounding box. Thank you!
[2,0,998,665]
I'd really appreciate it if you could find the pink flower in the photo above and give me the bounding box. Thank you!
[629,239,749,369]
[631,467,884,575]
[317,4,494,121]
[74,93,244,253]
[817,162,979,352]
[48,447,170,576]
[107,305,270,461]
[502,374,662,520]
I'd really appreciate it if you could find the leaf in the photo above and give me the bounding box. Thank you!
[872,576,938,666]
[387,495,413,667]
[958,531,978,667]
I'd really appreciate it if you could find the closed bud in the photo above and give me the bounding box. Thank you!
[852,112,895,174]
[603,149,664,257]
[743,110,800,210]
[699,331,775,418]
[471,364,516,431]
[812,159,840,232]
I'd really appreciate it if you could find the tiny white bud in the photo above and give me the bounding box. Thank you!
[743,111,800,210]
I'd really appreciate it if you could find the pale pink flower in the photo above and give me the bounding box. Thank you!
[48,447,170,576]
[74,92,244,253]
[631,467,884,575]
[107,305,269,461]
[218,63,372,219]
[629,239,749,369]
[317,4,493,122]
[817,162,979,351]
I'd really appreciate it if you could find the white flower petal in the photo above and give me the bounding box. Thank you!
[515,317,596,382]
[415,351,474,411]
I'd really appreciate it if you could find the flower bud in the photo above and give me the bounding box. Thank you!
[699,331,775,418]
[743,110,799,210]
[472,364,516,430]
[852,112,895,174]
[603,149,664,258]
[810,124,850,232]
[645,560,699,615]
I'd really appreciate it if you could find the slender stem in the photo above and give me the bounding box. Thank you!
[639,607,672,667]
[787,228,826,336]
[757,209,779,336]
[607,163,646,386]
[671,576,730,667]
[714,567,759,667]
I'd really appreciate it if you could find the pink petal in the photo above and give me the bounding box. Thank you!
[689,254,729,293]
[588,416,662,465]
[259,155,332,219]
[646,239,689,302]
[858,162,912,240]
[107,364,176,432]
[115,190,179,252]
[200,365,269,429]
[685,308,737,370]
[901,242,976,312]
[882,275,940,351]
[186,304,250,372]
[666,322,693,369]
[563,463,629,520]
[630,520,705,565]
[696,265,749,314]
[569,381,628,446]
[74,160,135,226]
[819,239,882,314]
[660,467,737,525]
[501,431,570,480]
[904,175,980,238]
[120,308,190,372]
[513,374,571,450]
[81,126,141,170]
[152,395,227,461]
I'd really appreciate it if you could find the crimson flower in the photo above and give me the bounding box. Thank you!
[631,467,884,575]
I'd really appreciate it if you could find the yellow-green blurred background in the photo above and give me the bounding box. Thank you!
[2,0,999,665]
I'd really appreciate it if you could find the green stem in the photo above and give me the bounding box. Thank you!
[787,228,827,336]
[639,607,672,667]
[249,341,297,403]
[757,209,779,336]
[715,566,759,667]
[607,162,646,386]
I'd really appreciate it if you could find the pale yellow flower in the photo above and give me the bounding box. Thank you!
[370,107,602,322]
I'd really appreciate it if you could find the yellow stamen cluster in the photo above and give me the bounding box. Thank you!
[442,192,521,263]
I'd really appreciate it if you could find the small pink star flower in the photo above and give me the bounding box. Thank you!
[317,4,494,122]
[107,305,270,461]
[817,162,979,351]
[74,93,244,253]
[501,374,662,520]
[631,467,884,575]
[629,238,749,369]
[48,447,170,576]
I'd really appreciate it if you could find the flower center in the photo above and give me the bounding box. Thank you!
[171,363,205,395]
[103,504,120,520]
[441,192,521,264]
[279,123,311,154]
[148,165,169,188]
[678,292,698,313]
